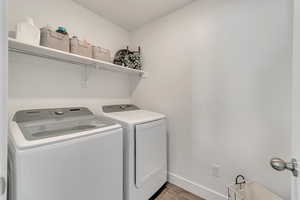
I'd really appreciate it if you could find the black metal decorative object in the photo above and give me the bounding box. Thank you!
[113,46,142,70]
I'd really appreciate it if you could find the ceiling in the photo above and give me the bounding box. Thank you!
[73,0,194,31]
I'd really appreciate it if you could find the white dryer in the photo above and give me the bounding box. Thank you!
[103,105,167,200]
[8,107,123,200]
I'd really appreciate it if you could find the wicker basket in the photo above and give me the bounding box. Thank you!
[92,46,112,62]
[70,37,92,58]
[40,27,70,52]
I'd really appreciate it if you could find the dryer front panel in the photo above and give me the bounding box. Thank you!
[135,119,167,189]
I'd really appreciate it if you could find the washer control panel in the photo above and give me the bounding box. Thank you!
[13,107,93,123]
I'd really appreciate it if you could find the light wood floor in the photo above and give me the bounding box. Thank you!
[152,183,205,200]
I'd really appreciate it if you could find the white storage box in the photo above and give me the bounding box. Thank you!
[70,37,92,58]
[16,18,40,46]
[40,27,70,52]
[92,46,112,62]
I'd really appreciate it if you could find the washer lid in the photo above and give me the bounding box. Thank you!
[10,107,121,149]
[103,108,166,124]
[18,116,116,141]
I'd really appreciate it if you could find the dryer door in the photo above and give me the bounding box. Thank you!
[135,119,167,188]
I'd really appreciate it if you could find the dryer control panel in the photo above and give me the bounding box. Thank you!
[103,104,140,113]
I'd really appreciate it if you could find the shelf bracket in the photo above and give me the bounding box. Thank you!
[95,63,101,70]
[81,65,89,88]
[140,71,148,78]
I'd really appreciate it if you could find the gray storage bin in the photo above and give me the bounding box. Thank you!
[92,46,112,62]
[70,37,92,58]
[40,27,70,52]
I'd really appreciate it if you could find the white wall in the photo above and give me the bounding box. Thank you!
[131,0,292,199]
[8,0,133,115]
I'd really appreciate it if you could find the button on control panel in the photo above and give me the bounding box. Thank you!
[54,111,64,115]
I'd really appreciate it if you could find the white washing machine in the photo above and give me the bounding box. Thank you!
[8,107,123,200]
[102,105,167,200]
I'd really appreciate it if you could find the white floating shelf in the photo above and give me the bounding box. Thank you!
[8,38,145,77]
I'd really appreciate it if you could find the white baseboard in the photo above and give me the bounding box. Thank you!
[168,172,227,200]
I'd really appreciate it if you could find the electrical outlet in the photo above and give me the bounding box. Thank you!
[211,164,220,178]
